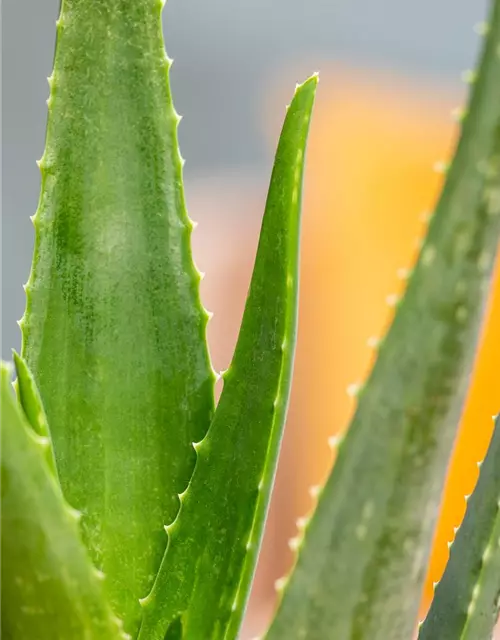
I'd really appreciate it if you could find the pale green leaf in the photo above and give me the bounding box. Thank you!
[1,362,127,640]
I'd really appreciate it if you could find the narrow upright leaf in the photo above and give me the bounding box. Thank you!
[267,2,500,639]
[13,351,58,478]
[1,362,127,640]
[139,76,318,640]
[21,1,214,634]
[419,414,500,640]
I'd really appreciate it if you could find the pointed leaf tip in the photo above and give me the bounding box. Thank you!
[12,351,58,478]
[138,77,317,640]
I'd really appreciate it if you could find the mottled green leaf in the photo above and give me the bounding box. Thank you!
[419,414,500,640]
[21,1,215,634]
[266,2,500,639]
[138,75,318,640]
[1,362,127,640]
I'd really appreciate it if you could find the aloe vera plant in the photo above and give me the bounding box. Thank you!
[419,415,500,640]
[1,0,500,639]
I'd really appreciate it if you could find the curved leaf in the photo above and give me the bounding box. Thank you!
[138,75,318,640]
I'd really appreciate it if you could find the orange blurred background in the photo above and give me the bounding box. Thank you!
[191,65,500,638]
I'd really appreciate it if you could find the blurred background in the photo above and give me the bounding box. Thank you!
[3,0,499,637]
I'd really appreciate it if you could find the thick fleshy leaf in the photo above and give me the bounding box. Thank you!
[266,2,500,639]
[1,362,127,640]
[418,414,500,640]
[138,75,318,640]
[20,1,215,634]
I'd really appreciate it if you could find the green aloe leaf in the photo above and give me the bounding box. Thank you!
[418,414,500,640]
[1,362,127,640]
[12,351,58,478]
[20,0,215,634]
[266,2,500,639]
[138,75,318,640]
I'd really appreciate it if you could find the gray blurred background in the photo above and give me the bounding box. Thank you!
[2,0,489,357]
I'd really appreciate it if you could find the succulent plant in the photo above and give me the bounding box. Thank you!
[2,0,499,639]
